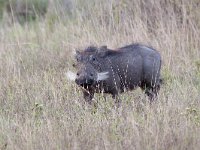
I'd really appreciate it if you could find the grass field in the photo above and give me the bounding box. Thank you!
[0,0,200,149]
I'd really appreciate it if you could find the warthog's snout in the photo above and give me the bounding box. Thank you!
[66,70,109,88]
[75,77,94,87]
[75,70,95,87]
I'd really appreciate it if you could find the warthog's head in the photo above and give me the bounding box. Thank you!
[66,46,109,89]
[66,64,109,89]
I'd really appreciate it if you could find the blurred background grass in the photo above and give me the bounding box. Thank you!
[0,0,200,149]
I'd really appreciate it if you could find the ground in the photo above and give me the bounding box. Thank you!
[0,0,200,149]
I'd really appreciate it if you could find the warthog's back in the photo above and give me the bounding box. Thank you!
[103,44,161,92]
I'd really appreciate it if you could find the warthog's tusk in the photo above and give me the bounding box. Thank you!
[97,72,109,81]
[66,71,77,81]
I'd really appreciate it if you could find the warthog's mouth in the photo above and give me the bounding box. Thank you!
[80,83,94,89]
[79,78,96,89]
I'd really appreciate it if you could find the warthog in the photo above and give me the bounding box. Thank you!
[67,43,162,105]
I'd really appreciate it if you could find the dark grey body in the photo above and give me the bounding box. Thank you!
[74,44,162,104]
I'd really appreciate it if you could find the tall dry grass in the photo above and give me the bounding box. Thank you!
[0,0,200,149]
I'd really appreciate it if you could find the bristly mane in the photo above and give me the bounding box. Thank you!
[82,45,121,57]
[84,46,98,52]
[119,43,156,51]
[119,43,141,49]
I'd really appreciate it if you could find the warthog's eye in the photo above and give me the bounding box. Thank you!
[77,73,80,76]
[89,55,96,61]
[90,73,94,77]
[76,55,82,62]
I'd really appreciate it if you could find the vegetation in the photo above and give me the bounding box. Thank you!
[0,0,199,149]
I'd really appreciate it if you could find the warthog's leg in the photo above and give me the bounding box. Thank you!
[144,84,160,102]
[112,94,121,108]
[82,90,94,104]
[140,82,161,103]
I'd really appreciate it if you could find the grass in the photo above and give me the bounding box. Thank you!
[0,0,200,149]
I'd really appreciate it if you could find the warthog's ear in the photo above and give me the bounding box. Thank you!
[99,45,107,51]
[75,50,81,56]
[98,48,119,58]
[75,50,81,61]
[98,45,108,57]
